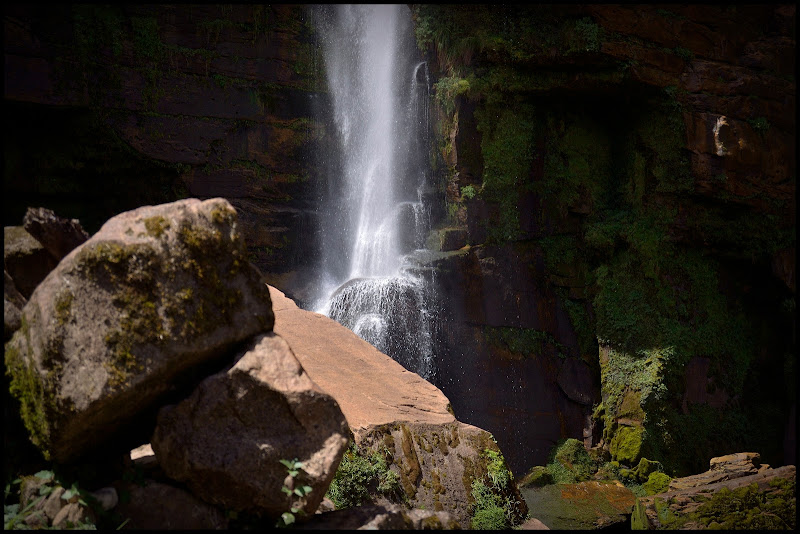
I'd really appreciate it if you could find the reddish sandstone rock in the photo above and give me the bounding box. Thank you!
[151,332,349,519]
[269,285,528,527]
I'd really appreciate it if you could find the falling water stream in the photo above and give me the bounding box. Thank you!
[312,5,436,380]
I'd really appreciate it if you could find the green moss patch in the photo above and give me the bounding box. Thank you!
[643,472,672,496]
[610,426,644,465]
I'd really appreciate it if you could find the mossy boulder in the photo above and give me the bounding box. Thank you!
[643,472,672,496]
[551,438,597,483]
[632,463,796,530]
[610,425,645,466]
[519,465,554,488]
[634,457,664,483]
[351,422,529,529]
[4,198,274,463]
[519,480,637,530]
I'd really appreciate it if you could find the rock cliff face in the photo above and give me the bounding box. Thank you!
[413,4,795,476]
[3,5,325,295]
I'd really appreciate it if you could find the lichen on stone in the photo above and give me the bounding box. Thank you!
[143,215,170,238]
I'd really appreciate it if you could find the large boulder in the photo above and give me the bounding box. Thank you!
[151,332,349,519]
[268,286,528,528]
[4,198,274,463]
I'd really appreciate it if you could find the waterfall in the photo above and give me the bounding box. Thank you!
[312,5,436,380]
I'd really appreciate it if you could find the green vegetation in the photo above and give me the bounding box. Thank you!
[642,472,671,495]
[5,315,61,460]
[520,439,600,487]
[276,459,312,528]
[325,442,403,509]
[469,448,524,530]
[633,478,796,530]
[484,326,567,359]
[460,184,477,200]
[546,439,597,484]
[413,5,603,66]
[434,76,471,116]
[143,216,170,238]
[474,101,538,243]
[3,469,132,530]
[672,46,694,61]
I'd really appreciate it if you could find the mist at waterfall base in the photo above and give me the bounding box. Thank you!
[310,5,439,380]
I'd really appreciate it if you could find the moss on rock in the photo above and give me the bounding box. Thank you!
[610,426,644,465]
[643,472,672,495]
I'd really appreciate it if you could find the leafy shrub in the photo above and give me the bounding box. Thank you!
[470,447,524,530]
[325,443,402,509]
[748,116,770,132]
[460,184,477,200]
[546,438,597,484]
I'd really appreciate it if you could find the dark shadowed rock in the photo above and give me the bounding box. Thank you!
[151,332,349,519]
[557,357,594,406]
[4,198,274,463]
[113,480,228,530]
[3,226,58,299]
[298,503,460,530]
[23,207,90,263]
[4,270,26,341]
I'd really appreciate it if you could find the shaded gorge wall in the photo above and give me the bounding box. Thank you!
[411,3,795,477]
[4,4,326,296]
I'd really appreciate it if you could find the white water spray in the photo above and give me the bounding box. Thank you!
[313,5,436,380]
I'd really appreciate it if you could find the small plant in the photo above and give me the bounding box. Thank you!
[572,17,602,53]
[460,184,477,200]
[326,443,403,509]
[4,470,98,530]
[277,459,312,528]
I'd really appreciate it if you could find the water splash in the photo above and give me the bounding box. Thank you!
[313,5,436,380]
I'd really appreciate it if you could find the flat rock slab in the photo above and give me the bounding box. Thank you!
[268,286,455,431]
[519,481,636,530]
[268,286,529,528]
